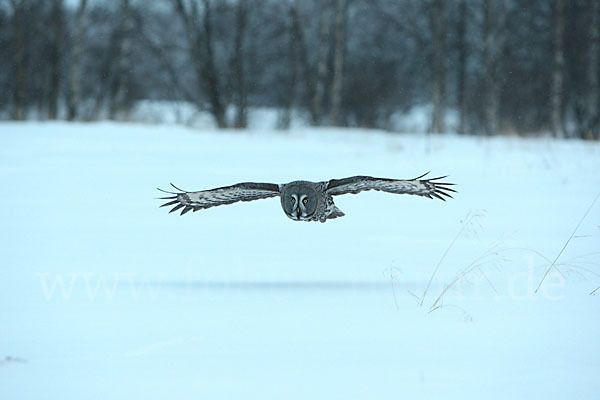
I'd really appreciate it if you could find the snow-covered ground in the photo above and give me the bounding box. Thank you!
[1,121,599,399]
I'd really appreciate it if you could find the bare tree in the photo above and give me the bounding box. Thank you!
[280,0,300,130]
[456,0,468,134]
[292,1,318,123]
[551,0,565,137]
[430,0,446,133]
[67,0,88,121]
[110,0,134,120]
[200,0,226,128]
[330,0,346,126]
[47,0,64,120]
[8,0,31,120]
[313,0,332,125]
[174,0,227,128]
[233,0,248,128]
[587,0,599,140]
[483,0,506,135]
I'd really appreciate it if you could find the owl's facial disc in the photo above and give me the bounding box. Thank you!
[282,185,317,221]
[288,193,311,219]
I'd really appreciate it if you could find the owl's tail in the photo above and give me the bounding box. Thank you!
[326,206,345,221]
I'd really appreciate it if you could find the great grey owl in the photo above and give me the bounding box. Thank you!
[158,173,455,223]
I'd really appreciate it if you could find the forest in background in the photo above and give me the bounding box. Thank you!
[0,0,598,138]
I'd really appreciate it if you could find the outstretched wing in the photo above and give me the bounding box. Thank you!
[158,182,281,215]
[325,173,455,200]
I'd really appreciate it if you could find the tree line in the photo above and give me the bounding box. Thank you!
[0,0,598,139]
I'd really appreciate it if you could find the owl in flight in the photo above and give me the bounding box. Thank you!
[158,173,455,223]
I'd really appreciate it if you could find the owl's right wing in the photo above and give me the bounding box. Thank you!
[158,182,281,215]
[325,173,455,200]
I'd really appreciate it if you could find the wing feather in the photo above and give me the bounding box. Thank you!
[325,173,455,200]
[158,182,281,216]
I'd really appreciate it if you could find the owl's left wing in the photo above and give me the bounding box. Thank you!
[158,182,281,215]
[325,173,455,200]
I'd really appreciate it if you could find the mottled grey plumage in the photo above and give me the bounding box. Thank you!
[158,173,455,223]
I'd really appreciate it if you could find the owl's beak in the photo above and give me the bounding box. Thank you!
[296,207,301,216]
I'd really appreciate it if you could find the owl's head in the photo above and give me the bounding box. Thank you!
[281,182,318,221]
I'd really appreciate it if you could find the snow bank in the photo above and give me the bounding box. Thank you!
[0,122,599,399]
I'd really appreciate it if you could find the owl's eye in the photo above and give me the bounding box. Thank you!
[291,198,296,204]
[302,198,308,205]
